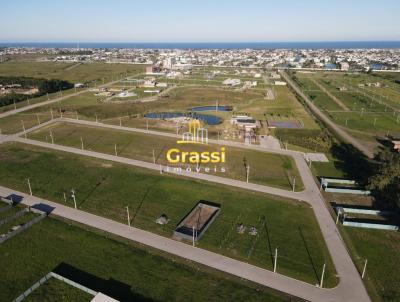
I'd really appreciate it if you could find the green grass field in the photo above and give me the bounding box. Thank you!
[341,227,400,302]
[292,71,400,153]
[0,61,146,83]
[0,142,337,286]
[0,62,146,113]
[0,215,291,302]
[23,277,93,302]
[27,122,304,190]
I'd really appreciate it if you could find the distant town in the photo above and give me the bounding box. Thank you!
[1,46,400,71]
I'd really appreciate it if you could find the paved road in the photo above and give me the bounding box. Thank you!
[280,70,373,158]
[0,119,371,301]
[0,185,362,302]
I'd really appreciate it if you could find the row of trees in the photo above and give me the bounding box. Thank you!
[0,76,73,107]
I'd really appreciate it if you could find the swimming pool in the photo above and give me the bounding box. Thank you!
[190,105,232,112]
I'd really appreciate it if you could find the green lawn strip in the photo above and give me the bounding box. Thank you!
[338,225,400,302]
[23,277,93,302]
[27,122,304,191]
[0,211,37,234]
[0,142,337,286]
[1,216,293,302]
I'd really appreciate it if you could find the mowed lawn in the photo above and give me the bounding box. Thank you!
[343,228,400,302]
[0,142,337,286]
[27,122,304,190]
[0,216,289,302]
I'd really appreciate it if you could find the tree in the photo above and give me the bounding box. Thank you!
[368,148,400,209]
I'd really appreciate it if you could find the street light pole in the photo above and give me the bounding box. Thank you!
[362,259,368,279]
[50,131,54,144]
[192,226,196,247]
[21,120,27,139]
[71,189,77,209]
[126,206,131,227]
[27,178,32,195]
[320,263,326,288]
[274,248,278,273]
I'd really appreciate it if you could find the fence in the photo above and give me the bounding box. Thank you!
[13,272,97,302]
[321,178,371,195]
[0,213,46,244]
[335,206,399,231]
[343,220,399,231]
[0,209,28,226]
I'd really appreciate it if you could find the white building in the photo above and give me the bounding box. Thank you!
[222,78,241,86]
[340,62,350,71]
[163,57,176,69]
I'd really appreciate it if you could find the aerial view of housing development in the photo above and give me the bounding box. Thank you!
[0,1,399,302]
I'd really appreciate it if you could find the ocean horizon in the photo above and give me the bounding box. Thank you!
[1,41,400,50]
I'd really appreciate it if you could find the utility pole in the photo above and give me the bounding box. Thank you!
[114,144,118,156]
[36,114,41,125]
[27,178,32,195]
[63,192,67,203]
[320,263,326,288]
[292,177,296,192]
[362,259,368,279]
[13,100,16,110]
[119,117,122,127]
[126,206,131,227]
[152,149,156,164]
[274,248,278,273]
[95,114,98,123]
[50,108,54,120]
[146,120,149,132]
[76,111,79,120]
[246,165,250,183]
[80,137,84,150]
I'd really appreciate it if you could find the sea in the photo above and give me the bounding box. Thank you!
[1,41,400,49]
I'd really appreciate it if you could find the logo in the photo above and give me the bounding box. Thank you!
[177,119,208,144]
[166,119,226,165]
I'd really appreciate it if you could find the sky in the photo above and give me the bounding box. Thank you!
[1,0,400,42]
